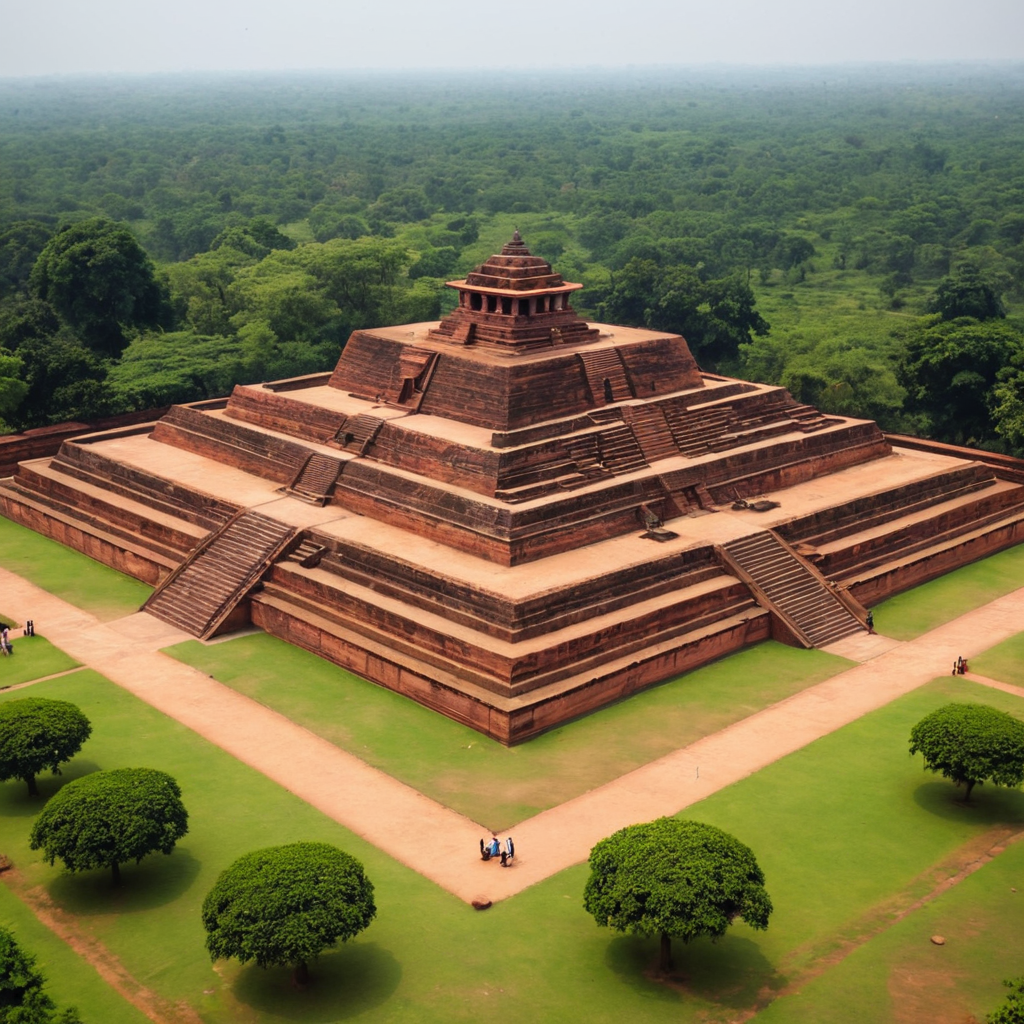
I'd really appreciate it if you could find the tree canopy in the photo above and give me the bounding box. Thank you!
[0,697,91,797]
[202,841,376,986]
[909,702,1024,801]
[583,817,772,972]
[989,977,1024,1024]
[30,218,166,357]
[0,925,83,1024]
[29,767,189,883]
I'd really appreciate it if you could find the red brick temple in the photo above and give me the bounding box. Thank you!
[3,232,1024,742]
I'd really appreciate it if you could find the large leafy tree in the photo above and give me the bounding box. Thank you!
[928,263,1005,322]
[909,703,1024,802]
[897,317,1024,446]
[601,258,768,368]
[30,218,167,357]
[202,842,377,986]
[30,768,189,883]
[583,818,772,972]
[0,698,91,797]
[0,926,82,1024]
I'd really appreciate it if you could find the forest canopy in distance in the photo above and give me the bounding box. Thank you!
[1,64,1024,453]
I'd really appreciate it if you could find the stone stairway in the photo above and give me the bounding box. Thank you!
[287,453,343,504]
[597,425,648,474]
[626,405,680,463]
[721,531,863,647]
[144,510,297,639]
[664,404,735,456]
[579,349,633,405]
[335,414,385,456]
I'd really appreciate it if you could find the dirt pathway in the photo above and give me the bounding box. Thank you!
[3,567,1024,906]
[1,867,204,1024]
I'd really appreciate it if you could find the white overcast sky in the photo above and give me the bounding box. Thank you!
[1,0,1023,77]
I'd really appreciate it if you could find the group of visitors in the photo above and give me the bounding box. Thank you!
[952,655,969,675]
[0,619,35,656]
[479,834,515,867]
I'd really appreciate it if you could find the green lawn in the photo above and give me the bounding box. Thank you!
[0,884,151,1024]
[871,541,1024,641]
[0,515,152,620]
[755,824,1024,1023]
[973,631,1024,688]
[2,666,1023,1023]
[164,634,851,829]
[0,627,80,690]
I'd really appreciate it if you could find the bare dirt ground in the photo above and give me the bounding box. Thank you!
[2,567,1024,906]
[1,866,204,1024]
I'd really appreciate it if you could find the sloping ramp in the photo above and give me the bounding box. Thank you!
[144,510,297,638]
[721,530,864,647]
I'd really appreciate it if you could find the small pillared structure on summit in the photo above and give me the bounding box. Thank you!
[428,230,600,350]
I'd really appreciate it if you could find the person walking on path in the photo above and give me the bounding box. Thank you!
[503,835,515,867]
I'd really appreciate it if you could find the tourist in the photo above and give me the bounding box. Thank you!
[0,626,10,656]
[503,835,515,867]
[865,610,874,633]
[487,835,500,859]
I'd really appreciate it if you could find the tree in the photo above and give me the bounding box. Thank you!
[30,218,167,357]
[202,842,376,986]
[909,703,1024,802]
[29,768,188,883]
[583,818,772,972]
[896,317,1024,447]
[0,926,83,1024]
[928,263,1005,322]
[601,258,769,369]
[989,977,1024,1024]
[0,698,92,797]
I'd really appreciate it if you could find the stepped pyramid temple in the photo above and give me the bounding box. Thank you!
[3,232,1024,742]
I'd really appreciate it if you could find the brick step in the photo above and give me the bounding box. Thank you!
[290,453,343,497]
[144,510,296,639]
[825,496,1024,578]
[0,479,188,564]
[52,448,236,530]
[723,530,863,648]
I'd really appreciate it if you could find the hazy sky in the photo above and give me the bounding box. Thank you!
[2,0,1023,77]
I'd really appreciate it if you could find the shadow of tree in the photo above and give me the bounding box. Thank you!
[47,846,202,914]
[231,942,401,1022]
[912,781,1024,824]
[604,932,784,1010]
[0,759,101,818]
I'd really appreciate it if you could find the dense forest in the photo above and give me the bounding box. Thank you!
[1,65,1024,452]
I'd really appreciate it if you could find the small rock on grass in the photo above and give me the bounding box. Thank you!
[931,935,946,946]
[472,899,492,911]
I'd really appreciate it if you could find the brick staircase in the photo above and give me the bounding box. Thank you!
[721,531,863,647]
[144,510,297,638]
[664,404,736,456]
[626,405,680,463]
[335,414,385,456]
[579,349,633,405]
[287,453,343,504]
[596,425,648,474]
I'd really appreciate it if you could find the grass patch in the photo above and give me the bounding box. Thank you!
[973,631,1024,688]
[754,822,1024,1023]
[164,634,852,829]
[0,515,152,620]
[871,541,1024,641]
[0,627,80,690]
[1,670,1022,1022]
[0,884,151,1024]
